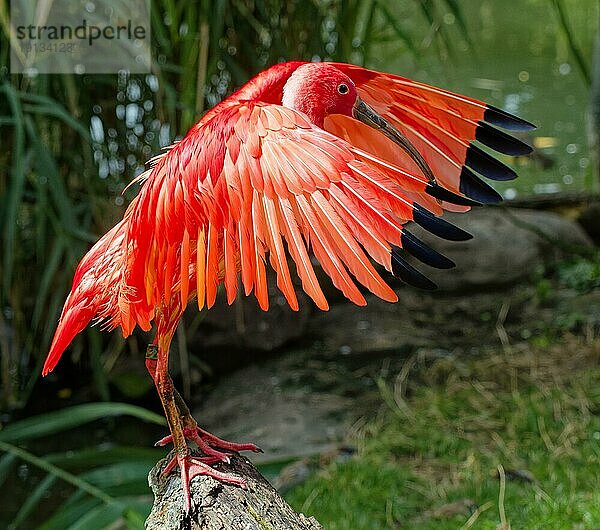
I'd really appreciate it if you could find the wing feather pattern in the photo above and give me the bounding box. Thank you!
[333,62,534,206]
[117,100,481,329]
[44,60,532,376]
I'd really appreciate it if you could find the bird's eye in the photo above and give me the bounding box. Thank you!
[337,83,349,95]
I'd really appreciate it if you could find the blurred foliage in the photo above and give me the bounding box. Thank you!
[0,403,164,529]
[0,0,471,410]
[521,251,600,348]
[557,254,600,293]
[532,250,600,301]
[550,0,592,86]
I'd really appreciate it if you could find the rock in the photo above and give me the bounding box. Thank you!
[307,285,540,356]
[183,269,312,376]
[192,287,536,463]
[409,207,593,291]
[195,361,361,463]
[307,294,436,355]
[274,460,313,492]
[273,446,356,492]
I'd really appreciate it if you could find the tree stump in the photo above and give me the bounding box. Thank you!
[146,451,323,530]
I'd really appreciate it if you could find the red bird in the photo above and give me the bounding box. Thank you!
[43,61,533,510]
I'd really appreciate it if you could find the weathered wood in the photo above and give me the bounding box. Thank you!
[146,451,323,530]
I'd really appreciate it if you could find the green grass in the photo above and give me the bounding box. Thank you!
[285,337,600,529]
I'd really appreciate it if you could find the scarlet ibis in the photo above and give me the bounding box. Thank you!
[43,61,534,510]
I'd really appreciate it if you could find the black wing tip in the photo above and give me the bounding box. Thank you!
[413,204,473,242]
[459,167,503,204]
[425,182,481,207]
[401,230,455,269]
[475,121,533,157]
[391,247,437,290]
[484,105,536,132]
[465,145,518,182]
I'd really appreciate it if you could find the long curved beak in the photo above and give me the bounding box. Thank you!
[352,98,436,183]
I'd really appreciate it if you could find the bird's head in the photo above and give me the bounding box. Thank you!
[282,62,435,181]
[282,63,358,127]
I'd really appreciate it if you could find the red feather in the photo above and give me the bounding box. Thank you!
[44,61,531,377]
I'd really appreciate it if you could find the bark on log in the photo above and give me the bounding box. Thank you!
[146,451,323,530]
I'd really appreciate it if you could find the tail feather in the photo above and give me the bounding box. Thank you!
[42,220,128,375]
[42,298,96,375]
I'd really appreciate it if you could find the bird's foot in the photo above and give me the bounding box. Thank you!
[162,451,247,512]
[156,424,262,463]
[156,418,261,511]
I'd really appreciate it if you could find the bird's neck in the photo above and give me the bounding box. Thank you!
[282,73,326,128]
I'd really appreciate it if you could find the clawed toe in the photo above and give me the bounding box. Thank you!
[196,427,262,454]
[161,453,223,478]
[155,433,173,447]
[187,457,247,488]
[155,420,257,511]
[162,452,247,511]
[155,425,260,458]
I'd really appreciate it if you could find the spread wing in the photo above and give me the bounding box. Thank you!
[332,63,535,208]
[43,62,535,375]
[120,100,473,331]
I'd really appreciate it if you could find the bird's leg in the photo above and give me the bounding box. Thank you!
[157,387,262,462]
[145,344,247,512]
[145,344,186,464]
[146,345,257,462]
